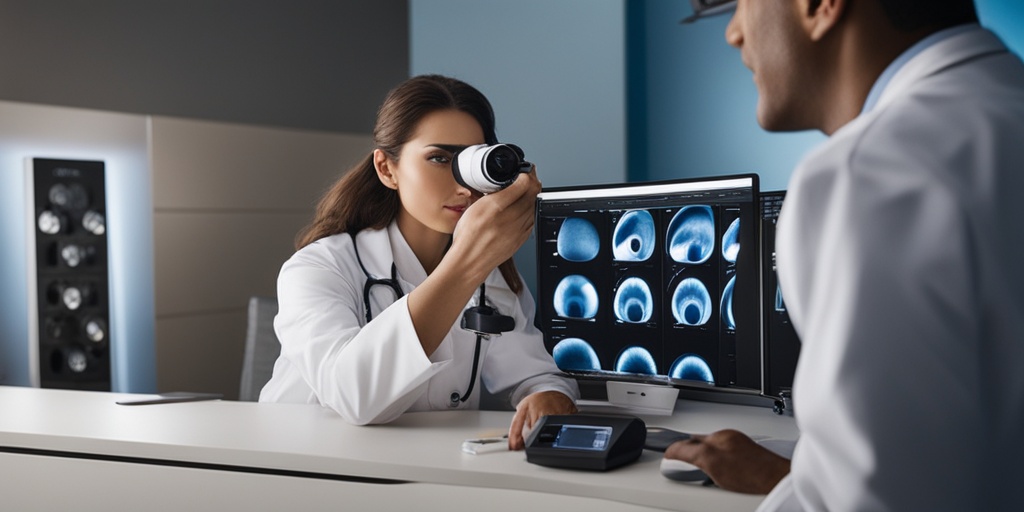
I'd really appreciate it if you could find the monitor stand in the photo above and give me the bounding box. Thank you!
[576,381,680,416]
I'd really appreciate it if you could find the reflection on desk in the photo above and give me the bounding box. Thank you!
[0,386,797,512]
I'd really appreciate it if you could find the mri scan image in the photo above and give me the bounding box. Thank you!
[613,277,654,323]
[552,338,601,371]
[556,217,600,262]
[669,354,715,385]
[614,346,658,375]
[667,205,715,264]
[672,277,712,326]
[721,275,736,330]
[553,275,599,319]
[612,210,655,262]
[722,218,740,263]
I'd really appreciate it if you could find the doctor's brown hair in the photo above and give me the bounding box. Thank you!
[295,74,524,294]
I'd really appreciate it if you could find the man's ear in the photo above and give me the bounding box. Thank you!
[373,149,398,190]
[805,0,847,42]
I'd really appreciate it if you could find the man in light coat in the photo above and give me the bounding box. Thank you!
[665,0,1024,510]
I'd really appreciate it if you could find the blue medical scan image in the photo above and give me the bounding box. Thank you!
[721,275,736,330]
[556,217,600,262]
[722,218,740,263]
[666,205,715,264]
[553,275,599,319]
[552,337,602,371]
[613,277,654,323]
[612,210,655,262]
[669,354,715,385]
[615,346,658,375]
[671,277,712,326]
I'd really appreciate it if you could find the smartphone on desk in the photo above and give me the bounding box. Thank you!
[462,435,509,454]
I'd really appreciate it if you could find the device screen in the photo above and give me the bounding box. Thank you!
[552,425,613,451]
[760,190,801,397]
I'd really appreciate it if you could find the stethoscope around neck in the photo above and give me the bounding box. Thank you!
[352,237,514,406]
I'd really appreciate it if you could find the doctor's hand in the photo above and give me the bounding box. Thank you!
[450,168,541,284]
[508,390,577,451]
[664,429,790,494]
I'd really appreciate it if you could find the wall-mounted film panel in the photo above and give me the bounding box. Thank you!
[27,158,111,390]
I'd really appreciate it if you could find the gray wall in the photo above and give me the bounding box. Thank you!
[0,0,408,133]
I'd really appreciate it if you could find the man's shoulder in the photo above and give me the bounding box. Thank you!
[822,55,1023,172]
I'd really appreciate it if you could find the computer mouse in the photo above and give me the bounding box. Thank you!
[659,457,708,482]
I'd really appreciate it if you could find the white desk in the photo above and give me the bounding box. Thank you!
[0,386,797,511]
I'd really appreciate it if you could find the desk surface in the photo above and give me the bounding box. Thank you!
[0,386,797,511]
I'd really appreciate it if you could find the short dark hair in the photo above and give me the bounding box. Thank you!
[877,0,978,31]
[808,0,978,32]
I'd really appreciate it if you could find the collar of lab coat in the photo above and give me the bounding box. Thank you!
[386,220,429,290]
[356,220,510,300]
[875,26,1008,112]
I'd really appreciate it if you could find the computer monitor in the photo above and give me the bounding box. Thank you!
[535,174,761,392]
[759,190,801,398]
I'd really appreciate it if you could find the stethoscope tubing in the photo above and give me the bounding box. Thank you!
[352,234,485,404]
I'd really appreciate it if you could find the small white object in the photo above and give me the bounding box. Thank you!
[461,436,509,455]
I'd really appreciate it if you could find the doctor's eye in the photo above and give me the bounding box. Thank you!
[427,153,452,165]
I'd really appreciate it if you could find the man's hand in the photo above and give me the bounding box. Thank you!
[507,390,577,450]
[664,429,791,494]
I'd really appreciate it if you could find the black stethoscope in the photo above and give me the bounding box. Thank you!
[352,237,514,406]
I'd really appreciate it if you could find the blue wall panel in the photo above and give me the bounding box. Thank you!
[633,0,1022,192]
[410,0,627,294]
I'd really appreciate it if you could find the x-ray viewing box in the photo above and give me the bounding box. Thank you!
[535,174,800,411]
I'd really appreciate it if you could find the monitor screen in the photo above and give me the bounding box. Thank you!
[760,190,801,397]
[536,174,761,390]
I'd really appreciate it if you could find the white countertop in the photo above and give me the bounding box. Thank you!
[0,386,798,511]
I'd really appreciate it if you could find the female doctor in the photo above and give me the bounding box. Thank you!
[260,74,579,450]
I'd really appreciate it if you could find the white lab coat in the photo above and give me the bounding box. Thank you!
[760,27,1024,511]
[260,221,579,425]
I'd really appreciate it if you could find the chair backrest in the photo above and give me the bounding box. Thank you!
[239,296,281,401]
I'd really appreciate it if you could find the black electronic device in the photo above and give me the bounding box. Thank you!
[759,191,801,406]
[524,414,646,471]
[536,174,762,394]
[28,158,111,390]
[461,305,515,336]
